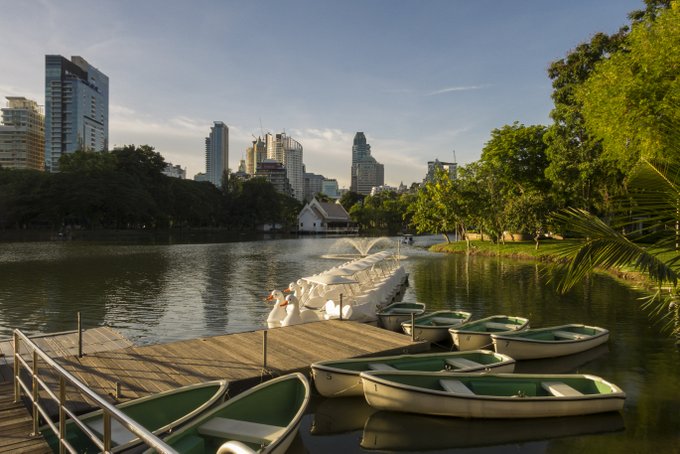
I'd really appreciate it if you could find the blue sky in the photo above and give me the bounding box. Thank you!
[0,0,642,188]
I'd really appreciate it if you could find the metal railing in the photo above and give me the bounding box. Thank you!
[12,329,178,454]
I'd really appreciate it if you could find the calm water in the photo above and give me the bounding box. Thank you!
[1,237,678,452]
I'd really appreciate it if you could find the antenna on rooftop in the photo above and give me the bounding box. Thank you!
[452,149,457,163]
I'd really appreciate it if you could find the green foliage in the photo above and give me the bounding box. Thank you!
[0,145,297,231]
[408,169,460,242]
[577,2,680,171]
[553,159,680,334]
[544,31,627,213]
[348,190,411,234]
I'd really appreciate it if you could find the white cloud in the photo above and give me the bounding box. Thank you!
[427,85,489,96]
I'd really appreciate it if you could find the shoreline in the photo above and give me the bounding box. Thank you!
[429,239,654,290]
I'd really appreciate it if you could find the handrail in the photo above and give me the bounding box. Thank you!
[13,329,178,454]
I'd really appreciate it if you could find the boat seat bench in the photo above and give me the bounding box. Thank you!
[198,417,286,444]
[439,379,474,395]
[367,363,397,371]
[445,358,483,369]
[431,317,463,325]
[542,381,583,397]
[552,330,585,340]
[485,322,516,331]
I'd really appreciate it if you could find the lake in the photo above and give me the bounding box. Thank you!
[0,236,678,452]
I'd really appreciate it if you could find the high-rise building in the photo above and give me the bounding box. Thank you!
[255,159,294,198]
[321,178,339,199]
[304,171,325,202]
[350,132,384,195]
[265,132,304,201]
[425,159,457,182]
[245,136,266,175]
[44,55,108,172]
[205,121,229,187]
[0,97,45,170]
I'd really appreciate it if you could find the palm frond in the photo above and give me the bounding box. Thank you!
[552,208,680,293]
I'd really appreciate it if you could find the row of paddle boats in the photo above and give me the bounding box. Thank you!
[313,309,623,420]
[378,303,611,360]
[266,251,409,327]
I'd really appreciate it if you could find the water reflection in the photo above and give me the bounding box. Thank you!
[359,411,625,451]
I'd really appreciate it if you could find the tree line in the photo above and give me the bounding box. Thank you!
[0,145,302,231]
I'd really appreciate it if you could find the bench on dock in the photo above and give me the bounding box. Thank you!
[553,330,585,341]
[541,381,583,397]
[367,363,396,371]
[439,379,474,395]
[445,357,483,370]
[198,417,286,444]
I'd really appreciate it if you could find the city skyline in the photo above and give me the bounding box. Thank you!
[0,0,642,187]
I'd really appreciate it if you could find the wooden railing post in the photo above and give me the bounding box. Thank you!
[31,350,39,435]
[13,331,19,403]
[77,311,83,358]
[262,330,268,370]
[339,294,343,321]
[59,376,66,454]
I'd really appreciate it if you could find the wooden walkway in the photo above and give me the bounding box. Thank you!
[0,321,427,451]
[57,321,428,404]
[0,327,132,453]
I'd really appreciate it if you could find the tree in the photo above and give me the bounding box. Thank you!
[477,122,550,242]
[408,168,459,243]
[544,31,627,214]
[576,2,680,172]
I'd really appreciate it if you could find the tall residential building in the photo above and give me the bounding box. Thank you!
[44,55,108,172]
[245,136,266,175]
[350,132,384,195]
[0,97,45,170]
[426,159,457,182]
[265,132,304,201]
[205,121,229,187]
[255,159,294,198]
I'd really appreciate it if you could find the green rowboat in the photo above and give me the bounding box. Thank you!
[491,324,609,360]
[311,350,515,397]
[148,373,310,454]
[449,314,529,350]
[376,302,426,331]
[400,310,472,342]
[42,379,228,453]
[360,371,625,418]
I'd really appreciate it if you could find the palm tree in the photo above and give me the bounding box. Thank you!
[552,158,680,336]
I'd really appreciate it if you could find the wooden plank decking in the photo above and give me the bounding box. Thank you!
[0,327,131,454]
[57,320,427,404]
[0,321,427,451]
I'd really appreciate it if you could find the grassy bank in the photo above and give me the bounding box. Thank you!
[430,238,653,288]
[430,239,572,262]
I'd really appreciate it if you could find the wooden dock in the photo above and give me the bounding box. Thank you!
[57,320,428,403]
[0,321,427,451]
[0,327,132,454]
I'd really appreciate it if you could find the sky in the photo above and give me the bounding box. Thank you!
[0,0,644,188]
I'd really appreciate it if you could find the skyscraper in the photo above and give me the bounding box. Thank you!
[350,132,384,195]
[44,55,108,172]
[265,132,304,202]
[0,97,44,170]
[245,136,266,175]
[205,121,229,187]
